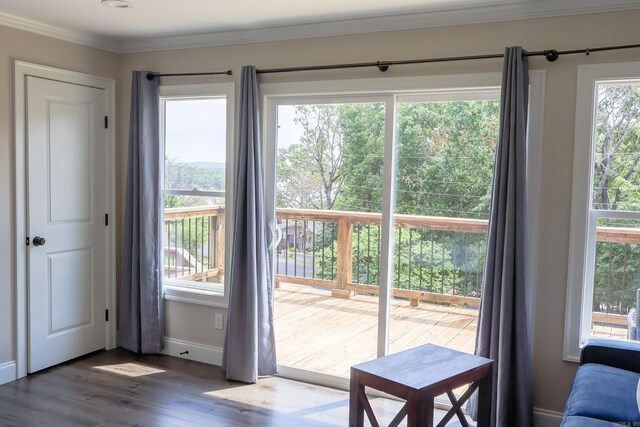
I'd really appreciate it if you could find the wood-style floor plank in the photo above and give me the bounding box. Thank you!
[0,349,466,426]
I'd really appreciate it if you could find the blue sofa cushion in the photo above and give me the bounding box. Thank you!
[561,415,618,426]
[565,363,640,423]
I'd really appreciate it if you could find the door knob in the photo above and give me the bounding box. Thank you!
[32,236,46,246]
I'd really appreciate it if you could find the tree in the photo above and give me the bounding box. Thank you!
[277,105,345,209]
[590,84,640,315]
[593,85,640,211]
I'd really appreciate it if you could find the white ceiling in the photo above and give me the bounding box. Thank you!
[0,0,639,53]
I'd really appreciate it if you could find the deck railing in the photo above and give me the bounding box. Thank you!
[163,206,225,283]
[162,205,640,325]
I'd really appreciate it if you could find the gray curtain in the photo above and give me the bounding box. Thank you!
[118,71,164,354]
[222,65,277,383]
[467,47,533,426]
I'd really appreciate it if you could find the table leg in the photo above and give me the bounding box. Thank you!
[349,371,365,427]
[407,392,433,427]
[476,367,493,427]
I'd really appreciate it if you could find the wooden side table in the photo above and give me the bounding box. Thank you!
[349,344,493,427]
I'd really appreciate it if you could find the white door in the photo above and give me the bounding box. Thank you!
[26,76,108,373]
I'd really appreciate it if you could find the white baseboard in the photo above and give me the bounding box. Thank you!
[534,407,563,427]
[162,337,223,366]
[0,361,16,385]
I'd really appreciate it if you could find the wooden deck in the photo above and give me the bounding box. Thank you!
[274,282,631,378]
[274,282,479,377]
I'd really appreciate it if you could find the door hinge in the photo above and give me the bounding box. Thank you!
[104,116,108,129]
[105,309,109,322]
[105,213,109,226]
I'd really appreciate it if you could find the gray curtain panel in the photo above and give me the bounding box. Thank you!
[466,47,533,426]
[222,65,277,383]
[118,71,164,354]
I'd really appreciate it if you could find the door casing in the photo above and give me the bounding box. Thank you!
[14,61,116,379]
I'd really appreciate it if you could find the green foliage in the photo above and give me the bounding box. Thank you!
[590,84,640,315]
[594,241,640,315]
[165,158,225,192]
[280,100,497,299]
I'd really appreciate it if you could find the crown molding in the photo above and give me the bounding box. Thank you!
[0,11,119,53]
[118,0,640,53]
[1,0,639,54]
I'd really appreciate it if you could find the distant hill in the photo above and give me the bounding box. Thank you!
[188,162,225,170]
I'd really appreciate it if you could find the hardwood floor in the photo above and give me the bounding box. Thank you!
[0,349,466,426]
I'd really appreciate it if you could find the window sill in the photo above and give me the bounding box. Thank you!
[163,283,227,308]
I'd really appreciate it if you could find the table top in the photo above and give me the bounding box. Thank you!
[351,344,493,391]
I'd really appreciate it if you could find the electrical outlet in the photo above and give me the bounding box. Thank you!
[215,313,223,330]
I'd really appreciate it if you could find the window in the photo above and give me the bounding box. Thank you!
[566,62,640,360]
[160,83,234,305]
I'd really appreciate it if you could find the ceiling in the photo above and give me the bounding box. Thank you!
[0,0,639,53]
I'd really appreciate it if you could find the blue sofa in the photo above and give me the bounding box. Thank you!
[562,339,640,426]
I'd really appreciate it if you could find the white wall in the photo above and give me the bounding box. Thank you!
[118,10,640,414]
[0,26,119,375]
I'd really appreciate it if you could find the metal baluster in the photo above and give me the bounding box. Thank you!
[377,225,381,286]
[331,222,335,278]
[607,242,613,314]
[407,228,413,290]
[195,217,199,274]
[356,224,360,283]
[312,221,316,279]
[419,230,424,291]
[397,228,402,289]
[622,243,629,315]
[430,231,435,292]
[285,219,289,276]
[367,225,371,285]
[451,233,457,297]
[303,220,307,278]
[320,221,326,279]
[294,220,298,277]
[190,218,194,275]
[441,234,446,294]
[464,234,469,296]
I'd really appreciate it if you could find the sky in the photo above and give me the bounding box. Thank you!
[165,100,303,164]
[165,98,227,164]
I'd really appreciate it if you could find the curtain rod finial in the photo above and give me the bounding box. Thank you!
[146,72,157,81]
[226,70,233,75]
[377,61,390,72]
[544,50,559,62]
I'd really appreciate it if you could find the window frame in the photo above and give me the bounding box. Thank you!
[159,82,235,307]
[565,62,640,361]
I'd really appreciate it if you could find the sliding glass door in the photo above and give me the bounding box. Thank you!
[269,99,386,377]
[388,91,500,356]
[264,82,505,382]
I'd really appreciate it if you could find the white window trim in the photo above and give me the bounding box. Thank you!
[262,71,545,382]
[564,61,640,361]
[159,82,235,308]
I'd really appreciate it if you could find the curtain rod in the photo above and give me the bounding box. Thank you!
[256,43,640,74]
[146,70,233,80]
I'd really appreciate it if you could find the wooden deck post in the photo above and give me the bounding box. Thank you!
[216,214,225,273]
[333,218,353,299]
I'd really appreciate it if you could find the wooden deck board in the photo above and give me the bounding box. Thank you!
[274,282,480,377]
